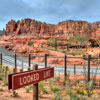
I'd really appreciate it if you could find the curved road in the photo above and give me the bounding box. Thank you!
[0,48,100,75]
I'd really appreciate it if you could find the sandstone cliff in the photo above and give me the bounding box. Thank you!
[5,19,100,36]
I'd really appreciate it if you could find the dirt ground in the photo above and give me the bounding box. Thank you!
[1,74,100,100]
[0,80,53,100]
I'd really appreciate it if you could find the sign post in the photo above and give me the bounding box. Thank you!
[33,64,38,100]
[8,65,54,100]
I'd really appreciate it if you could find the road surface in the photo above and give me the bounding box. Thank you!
[0,48,100,75]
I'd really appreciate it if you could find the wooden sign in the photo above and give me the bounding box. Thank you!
[8,70,33,90]
[8,67,54,90]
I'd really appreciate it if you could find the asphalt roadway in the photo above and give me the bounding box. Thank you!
[0,48,100,76]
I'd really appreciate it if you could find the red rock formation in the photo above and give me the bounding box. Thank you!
[55,20,100,36]
[5,20,17,35]
[5,19,55,35]
[5,19,100,36]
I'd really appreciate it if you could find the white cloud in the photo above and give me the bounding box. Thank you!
[0,0,100,29]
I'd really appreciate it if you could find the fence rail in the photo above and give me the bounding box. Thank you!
[0,53,100,82]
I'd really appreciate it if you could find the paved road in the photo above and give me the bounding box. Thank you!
[0,48,100,75]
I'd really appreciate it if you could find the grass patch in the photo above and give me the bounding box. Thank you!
[0,88,3,92]
[2,81,8,87]
[50,86,60,93]
[25,85,32,93]
[0,75,3,80]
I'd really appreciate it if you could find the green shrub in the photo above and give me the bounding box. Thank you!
[83,55,88,60]
[68,90,79,100]
[13,68,16,73]
[28,41,33,46]
[39,82,44,90]
[42,88,48,94]
[83,55,92,61]
[27,67,31,71]
[2,81,8,86]
[82,65,98,96]
[90,43,95,47]
[0,88,3,91]
[54,76,60,81]
[48,78,56,84]
[20,68,23,72]
[0,75,3,80]
[71,52,78,56]
[73,79,80,85]
[50,86,60,93]
[5,66,9,71]
[47,37,57,51]
[53,92,62,100]
[90,43,99,47]
[95,43,99,47]
[11,91,18,98]
[25,85,32,93]
[39,82,48,97]
[77,88,84,95]
[81,97,88,100]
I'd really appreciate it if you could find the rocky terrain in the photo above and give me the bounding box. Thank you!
[5,19,100,36]
[0,35,66,64]
[0,35,99,66]
[1,19,100,66]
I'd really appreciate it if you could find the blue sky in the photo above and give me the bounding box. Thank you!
[0,0,100,30]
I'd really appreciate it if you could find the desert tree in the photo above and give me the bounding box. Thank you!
[67,34,89,54]
[47,37,58,51]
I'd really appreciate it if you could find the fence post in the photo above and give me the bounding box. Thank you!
[15,54,17,73]
[13,54,17,95]
[88,55,91,82]
[74,64,76,75]
[29,54,31,68]
[33,64,38,100]
[0,53,2,66]
[22,60,23,71]
[64,54,67,80]
[45,54,47,68]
